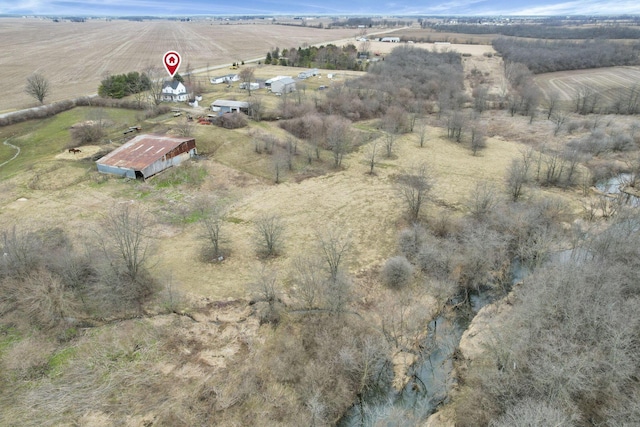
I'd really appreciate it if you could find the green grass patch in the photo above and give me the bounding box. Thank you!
[0,107,142,180]
[47,347,77,378]
[153,162,207,188]
[0,326,21,357]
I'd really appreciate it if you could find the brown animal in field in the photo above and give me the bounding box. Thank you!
[68,148,82,154]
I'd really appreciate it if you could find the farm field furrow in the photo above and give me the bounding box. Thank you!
[535,66,640,102]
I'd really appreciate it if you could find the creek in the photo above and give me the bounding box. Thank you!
[596,173,640,207]
[337,283,506,426]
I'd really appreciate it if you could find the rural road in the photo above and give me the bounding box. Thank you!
[0,139,20,168]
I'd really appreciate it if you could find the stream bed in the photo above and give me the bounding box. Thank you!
[596,173,640,207]
[338,290,496,426]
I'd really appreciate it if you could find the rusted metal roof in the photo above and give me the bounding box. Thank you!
[96,134,195,171]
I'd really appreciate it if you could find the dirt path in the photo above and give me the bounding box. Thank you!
[0,139,20,168]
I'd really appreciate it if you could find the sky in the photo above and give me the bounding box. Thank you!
[1,0,640,16]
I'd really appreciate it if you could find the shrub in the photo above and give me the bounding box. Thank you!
[381,256,413,289]
[217,112,247,129]
[398,224,427,260]
[69,123,105,147]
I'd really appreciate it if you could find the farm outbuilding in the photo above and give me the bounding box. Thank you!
[265,75,292,88]
[210,99,250,115]
[297,68,319,79]
[270,77,296,95]
[380,37,401,43]
[210,74,239,85]
[239,82,260,91]
[96,134,197,179]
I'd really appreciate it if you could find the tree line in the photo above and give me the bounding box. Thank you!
[265,44,362,70]
[493,37,640,74]
[98,71,152,99]
[329,17,412,28]
[430,23,640,39]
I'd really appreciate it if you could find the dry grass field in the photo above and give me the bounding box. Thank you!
[0,18,358,112]
[534,66,640,104]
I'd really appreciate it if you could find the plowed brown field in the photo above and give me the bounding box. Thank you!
[534,66,640,103]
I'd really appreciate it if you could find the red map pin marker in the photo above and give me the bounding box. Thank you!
[163,51,181,78]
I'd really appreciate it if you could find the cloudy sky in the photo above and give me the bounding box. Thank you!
[1,0,639,16]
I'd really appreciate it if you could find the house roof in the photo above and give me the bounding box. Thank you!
[211,99,250,108]
[265,75,291,84]
[96,134,195,170]
[272,77,296,86]
[163,80,184,90]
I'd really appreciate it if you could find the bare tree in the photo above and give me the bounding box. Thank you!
[98,204,156,311]
[552,110,568,136]
[272,150,287,184]
[381,106,407,157]
[470,122,487,156]
[382,131,397,158]
[254,214,285,257]
[25,72,50,104]
[100,204,152,282]
[472,85,489,114]
[468,181,497,221]
[544,90,561,120]
[418,120,428,148]
[364,139,380,174]
[397,163,433,221]
[144,66,164,106]
[239,67,255,96]
[250,266,283,324]
[506,158,527,202]
[196,197,226,261]
[445,110,465,143]
[317,228,351,284]
[325,116,352,168]
[249,96,264,121]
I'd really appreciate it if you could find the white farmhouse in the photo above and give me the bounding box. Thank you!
[162,81,189,102]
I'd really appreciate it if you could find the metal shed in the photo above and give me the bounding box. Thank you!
[96,134,197,179]
[270,77,296,95]
[210,99,250,115]
[297,68,319,79]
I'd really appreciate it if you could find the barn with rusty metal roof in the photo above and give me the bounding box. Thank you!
[96,134,196,179]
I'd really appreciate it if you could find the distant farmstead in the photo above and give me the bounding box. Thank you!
[380,37,401,43]
[96,134,197,179]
